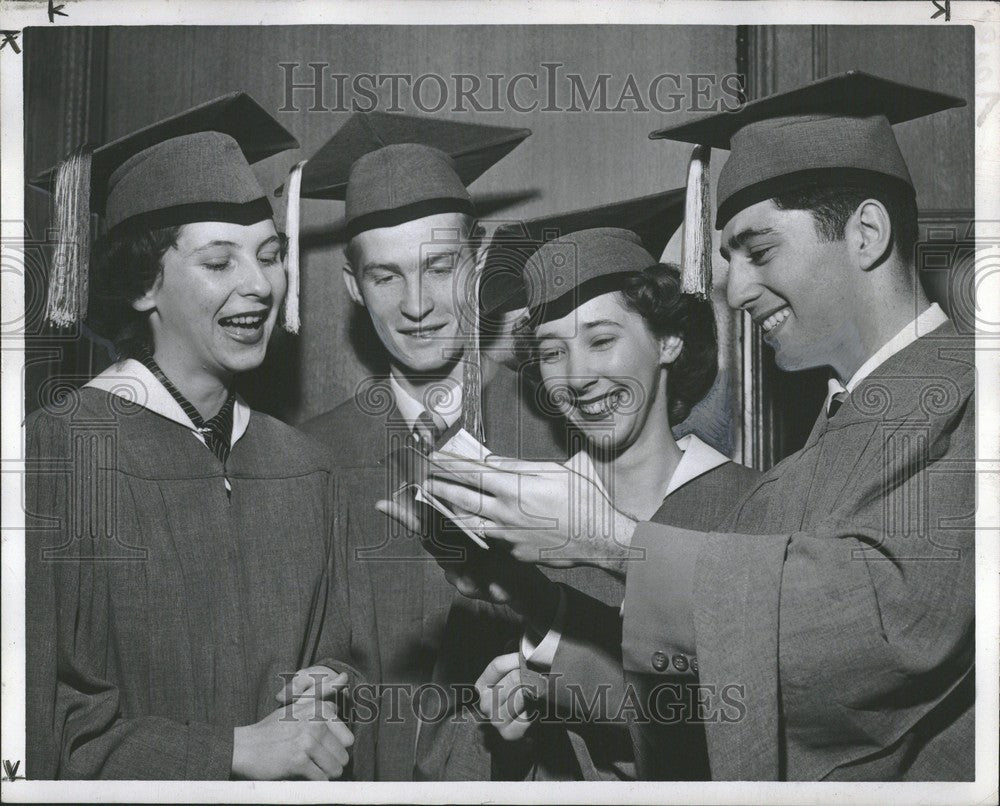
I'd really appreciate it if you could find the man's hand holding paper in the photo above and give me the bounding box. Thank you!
[421,450,639,575]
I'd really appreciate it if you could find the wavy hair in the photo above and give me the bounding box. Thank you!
[514,262,717,426]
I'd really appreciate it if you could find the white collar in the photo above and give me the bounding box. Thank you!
[825,303,949,413]
[84,358,251,448]
[567,433,731,501]
[388,371,463,430]
[665,433,732,495]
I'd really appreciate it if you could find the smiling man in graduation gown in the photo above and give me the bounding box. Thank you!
[421,72,976,781]
[294,113,576,780]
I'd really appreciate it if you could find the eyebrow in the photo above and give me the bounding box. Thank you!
[188,240,239,256]
[424,251,458,268]
[187,235,281,258]
[361,262,401,275]
[720,226,776,260]
[582,319,623,330]
[538,318,623,341]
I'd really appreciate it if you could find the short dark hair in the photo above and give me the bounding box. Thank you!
[87,222,287,360]
[515,262,718,427]
[772,181,919,264]
[619,263,718,426]
[86,224,180,360]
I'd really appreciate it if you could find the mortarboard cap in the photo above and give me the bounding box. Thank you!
[481,188,686,317]
[279,111,531,331]
[649,71,966,229]
[33,92,299,328]
[291,111,531,237]
[522,227,660,325]
[31,92,297,228]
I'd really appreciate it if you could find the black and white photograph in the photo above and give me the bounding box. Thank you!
[1,1,997,802]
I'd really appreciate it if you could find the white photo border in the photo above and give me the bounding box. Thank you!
[2,1,997,803]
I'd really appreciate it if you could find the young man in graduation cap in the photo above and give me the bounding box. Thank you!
[291,112,573,781]
[419,72,976,781]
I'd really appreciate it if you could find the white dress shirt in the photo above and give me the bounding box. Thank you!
[824,302,949,413]
[388,371,463,431]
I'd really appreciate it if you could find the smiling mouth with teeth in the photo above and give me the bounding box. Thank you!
[218,311,268,329]
[400,323,446,339]
[575,389,627,419]
[760,307,791,334]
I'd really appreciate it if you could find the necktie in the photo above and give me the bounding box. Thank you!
[411,409,446,455]
[138,348,235,464]
[195,400,236,464]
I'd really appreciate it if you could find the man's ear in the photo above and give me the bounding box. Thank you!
[342,263,365,307]
[659,334,683,365]
[852,199,893,272]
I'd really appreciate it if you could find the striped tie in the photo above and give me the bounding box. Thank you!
[412,409,446,455]
[138,348,236,464]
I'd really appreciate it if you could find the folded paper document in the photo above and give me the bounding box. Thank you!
[404,428,492,549]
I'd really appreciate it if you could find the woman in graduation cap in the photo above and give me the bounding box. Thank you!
[497,228,758,781]
[25,95,372,781]
[387,218,760,780]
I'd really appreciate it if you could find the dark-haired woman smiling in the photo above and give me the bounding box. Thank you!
[25,100,371,781]
[420,229,759,780]
[530,259,729,525]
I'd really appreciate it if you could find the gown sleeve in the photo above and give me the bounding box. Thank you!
[301,469,376,780]
[622,385,975,779]
[25,408,233,780]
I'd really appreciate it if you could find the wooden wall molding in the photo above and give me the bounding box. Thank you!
[811,25,829,80]
[736,25,834,470]
[736,26,779,470]
[56,28,108,162]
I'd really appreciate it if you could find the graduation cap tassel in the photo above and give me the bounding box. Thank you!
[460,242,488,443]
[282,160,307,334]
[45,145,93,327]
[680,145,712,299]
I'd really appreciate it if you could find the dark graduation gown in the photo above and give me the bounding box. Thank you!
[521,449,760,781]
[303,362,625,780]
[616,320,975,780]
[25,380,371,780]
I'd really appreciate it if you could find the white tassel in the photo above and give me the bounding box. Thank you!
[460,240,488,443]
[45,145,93,327]
[681,145,712,299]
[282,160,307,334]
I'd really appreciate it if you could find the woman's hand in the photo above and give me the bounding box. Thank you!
[274,665,350,707]
[232,669,354,780]
[476,652,534,742]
